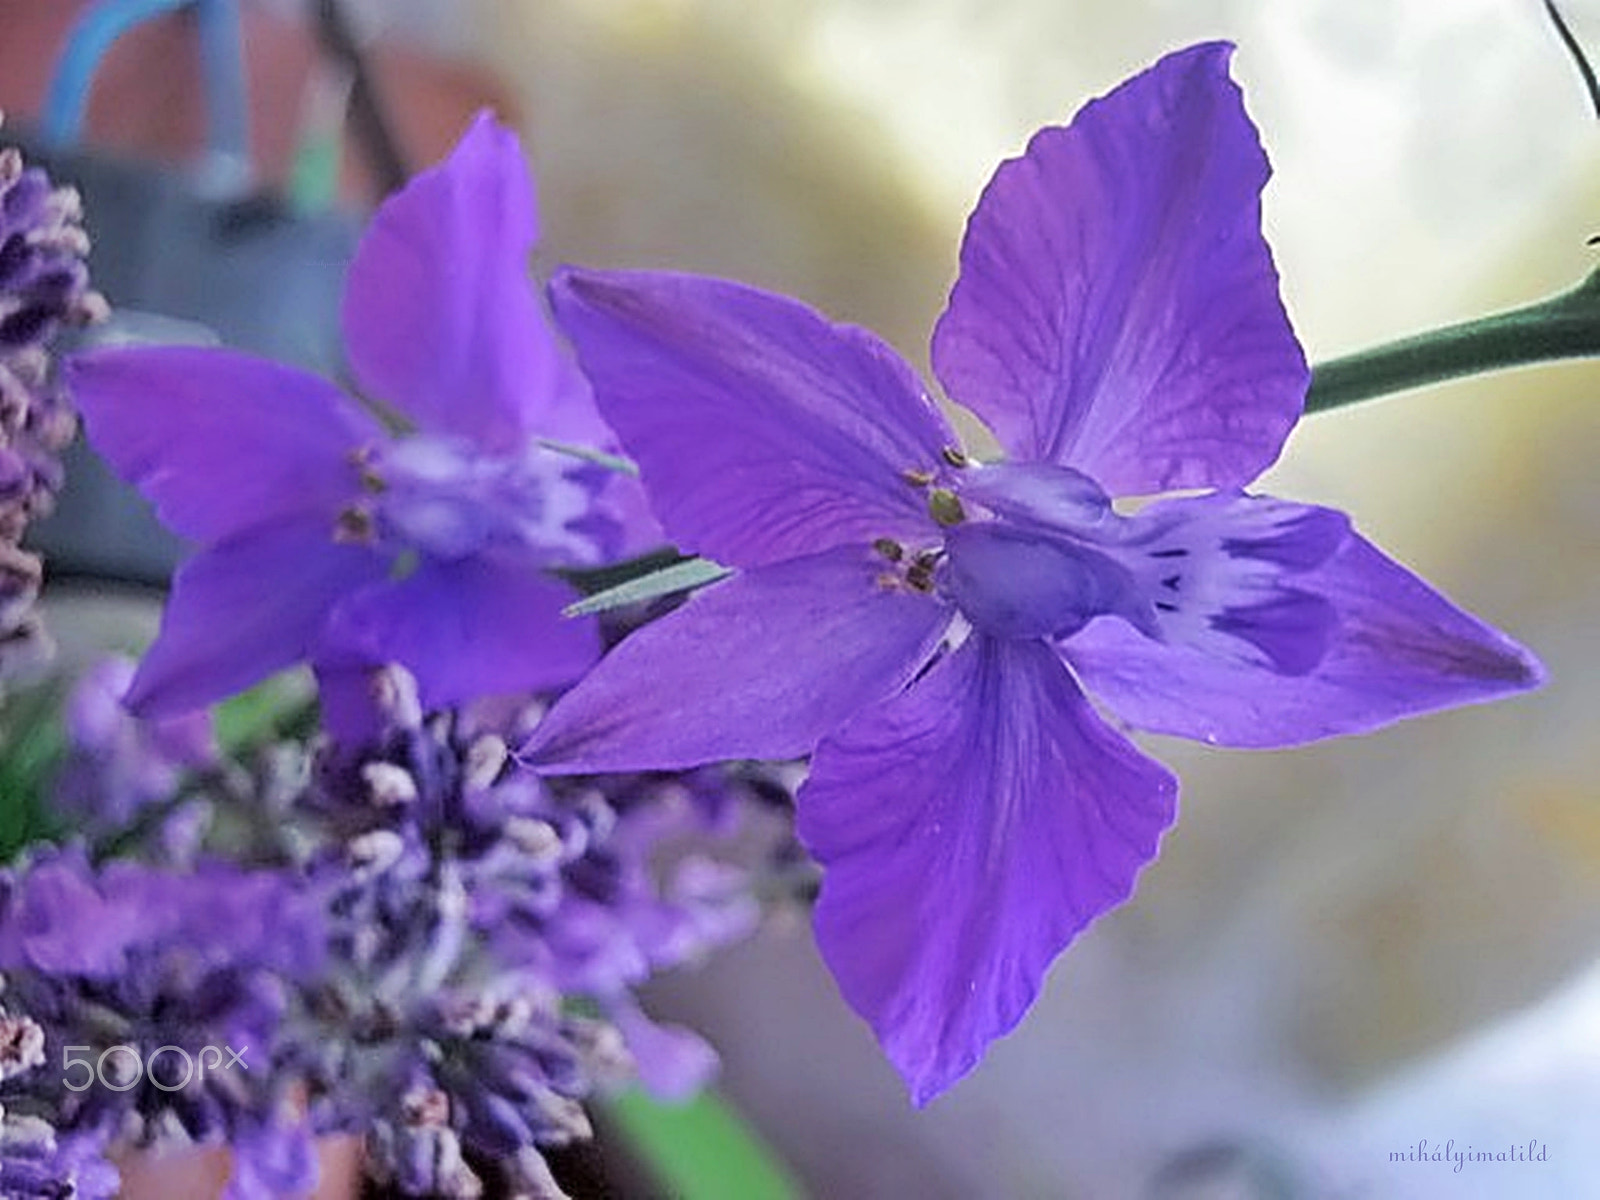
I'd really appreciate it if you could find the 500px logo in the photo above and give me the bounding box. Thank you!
[61,1045,249,1092]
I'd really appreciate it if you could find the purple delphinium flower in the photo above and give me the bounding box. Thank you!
[68,113,643,739]
[522,43,1546,1103]
[0,851,326,1198]
[0,141,105,683]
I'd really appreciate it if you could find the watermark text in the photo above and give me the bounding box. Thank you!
[1390,1139,1549,1174]
[62,1044,248,1092]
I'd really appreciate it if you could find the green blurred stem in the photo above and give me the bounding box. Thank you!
[1305,264,1600,413]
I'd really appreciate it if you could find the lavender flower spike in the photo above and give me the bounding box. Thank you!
[70,114,645,737]
[0,138,105,683]
[525,43,1545,1103]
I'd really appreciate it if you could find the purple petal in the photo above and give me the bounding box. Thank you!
[957,461,1113,533]
[127,518,386,715]
[610,999,720,1101]
[930,42,1306,494]
[69,346,380,543]
[1065,533,1546,747]
[312,659,389,745]
[0,850,143,977]
[523,544,951,772]
[799,635,1176,1103]
[342,112,600,450]
[320,554,600,714]
[943,521,1150,641]
[137,861,329,977]
[549,268,957,568]
[1208,588,1335,675]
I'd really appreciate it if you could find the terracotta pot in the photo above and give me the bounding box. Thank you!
[115,1135,364,1199]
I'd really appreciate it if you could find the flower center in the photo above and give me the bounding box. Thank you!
[886,458,1135,640]
[336,435,604,567]
[942,522,1141,640]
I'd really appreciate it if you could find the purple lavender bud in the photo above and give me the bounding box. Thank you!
[366,1087,484,1200]
[0,1113,117,1200]
[0,1007,45,1083]
[505,1147,570,1200]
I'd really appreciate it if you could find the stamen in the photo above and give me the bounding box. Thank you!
[905,550,941,593]
[872,537,905,562]
[901,468,935,487]
[928,488,965,527]
[389,548,420,582]
[334,506,376,544]
[348,445,387,492]
[940,446,969,468]
[362,762,419,807]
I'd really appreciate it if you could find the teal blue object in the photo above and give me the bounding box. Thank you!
[41,0,249,169]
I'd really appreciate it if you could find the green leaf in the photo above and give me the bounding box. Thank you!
[213,673,318,753]
[0,681,70,858]
[556,547,692,598]
[606,1087,804,1200]
[556,547,694,598]
[563,557,731,618]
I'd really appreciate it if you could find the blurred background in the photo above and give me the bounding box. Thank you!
[2,0,1598,1196]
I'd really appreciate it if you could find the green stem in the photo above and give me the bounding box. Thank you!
[1305,264,1600,414]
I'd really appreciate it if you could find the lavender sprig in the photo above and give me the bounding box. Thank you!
[290,666,793,1196]
[0,998,118,1198]
[0,139,105,685]
[0,851,326,1199]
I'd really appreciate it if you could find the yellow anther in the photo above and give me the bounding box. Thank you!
[334,507,375,544]
[928,488,966,527]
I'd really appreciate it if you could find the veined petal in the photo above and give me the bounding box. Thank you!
[799,635,1177,1104]
[69,346,380,543]
[342,112,598,450]
[1065,533,1546,747]
[957,460,1113,533]
[549,268,957,568]
[1115,491,1351,674]
[522,544,951,772]
[930,42,1305,494]
[127,518,387,715]
[320,553,600,713]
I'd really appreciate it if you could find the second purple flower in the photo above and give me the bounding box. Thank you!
[69,114,642,738]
